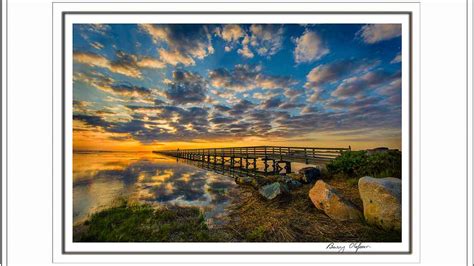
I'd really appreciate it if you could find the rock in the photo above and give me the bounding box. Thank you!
[286,179,302,189]
[280,176,302,189]
[286,173,302,181]
[235,176,255,185]
[259,182,289,200]
[298,167,321,183]
[309,180,363,221]
[358,176,401,231]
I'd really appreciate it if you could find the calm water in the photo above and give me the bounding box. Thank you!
[73,151,243,226]
[73,151,316,226]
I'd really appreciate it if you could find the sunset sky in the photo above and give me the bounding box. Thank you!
[72,23,402,151]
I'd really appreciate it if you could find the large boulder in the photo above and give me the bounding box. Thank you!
[358,176,401,231]
[298,167,321,183]
[259,182,289,200]
[309,180,363,221]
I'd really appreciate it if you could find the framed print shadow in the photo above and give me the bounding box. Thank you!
[52,2,420,261]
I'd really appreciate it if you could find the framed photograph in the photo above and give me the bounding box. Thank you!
[51,1,421,264]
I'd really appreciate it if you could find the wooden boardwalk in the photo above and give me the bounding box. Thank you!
[154,146,350,174]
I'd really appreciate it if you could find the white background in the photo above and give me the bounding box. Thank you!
[2,0,473,265]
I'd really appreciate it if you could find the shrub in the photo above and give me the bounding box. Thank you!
[327,150,401,179]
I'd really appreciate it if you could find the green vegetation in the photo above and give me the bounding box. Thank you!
[327,150,402,179]
[245,225,267,242]
[74,200,212,242]
[345,177,359,187]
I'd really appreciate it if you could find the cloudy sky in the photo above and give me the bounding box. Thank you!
[72,23,402,151]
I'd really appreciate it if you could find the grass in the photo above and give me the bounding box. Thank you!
[245,225,267,242]
[74,199,214,242]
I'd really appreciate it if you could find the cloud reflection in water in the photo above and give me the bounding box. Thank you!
[73,151,238,225]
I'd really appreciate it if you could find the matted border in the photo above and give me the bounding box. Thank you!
[52,2,421,262]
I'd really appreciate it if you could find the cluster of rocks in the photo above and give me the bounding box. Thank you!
[233,165,401,231]
[234,167,322,200]
[309,176,401,231]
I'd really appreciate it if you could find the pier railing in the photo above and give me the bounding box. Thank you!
[154,146,350,168]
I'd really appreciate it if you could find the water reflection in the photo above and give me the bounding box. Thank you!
[73,151,239,226]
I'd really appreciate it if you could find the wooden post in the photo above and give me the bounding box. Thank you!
[304,148,308,164]
[285,161,291,174]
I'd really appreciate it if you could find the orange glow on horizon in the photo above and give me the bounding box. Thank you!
[74,126,402,152]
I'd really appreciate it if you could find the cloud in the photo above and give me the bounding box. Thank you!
[73,71,155,105]
[165,70,208,104]
[229,99,254,116]
[303,59,379,101]
[214,104,231,112]
[157,48,196,66]
[136,57,166,69]
[326,96,383,111]
[218,24,245,51]
[107,84,151,98]
[249,24,284,57]
[377,78,401,96]
[390,52,401,64]
[300,105,322,114]
[279,102,304,109]
[262,96,283,109]
[90,41,104,50]
[305,61,350,89]
[331,70,400,98]
[278,93,305,109]
[74,51,142,78]
[294,30,329,63]
[85,24,110,36]
[74,52,112,71]
[221,24,245,42]
[209,64,296,92]
[73,100,94,114]
[357,24,401,44]
[74,114,111,129]
[237,34,254,58]
[303,60,356,101]
[210,115,237,125]
[140,24,214,66]
[78,104,212,143]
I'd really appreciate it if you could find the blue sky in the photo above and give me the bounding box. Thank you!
[72,23,402,150]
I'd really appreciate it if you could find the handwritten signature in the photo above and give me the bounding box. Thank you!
[326,242,371,253]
